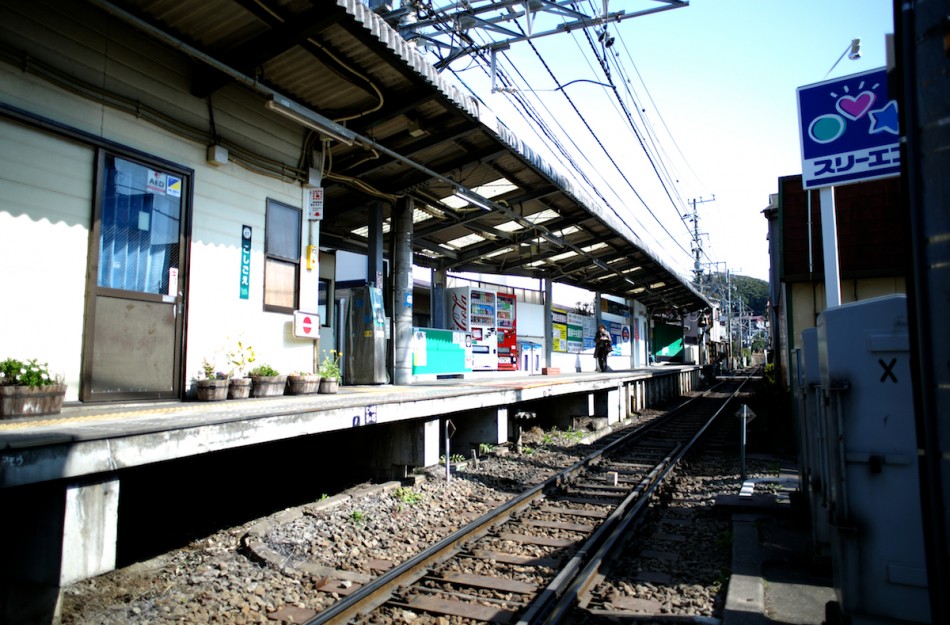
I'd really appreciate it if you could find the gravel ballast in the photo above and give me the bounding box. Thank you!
[59,417,786,625]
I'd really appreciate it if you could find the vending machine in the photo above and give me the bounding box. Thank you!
[447,286,497,370]
[496,292,518,370]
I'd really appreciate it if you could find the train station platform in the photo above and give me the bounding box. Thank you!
[1,364,701,615]
[720,457,836,625]
[0,366,700,486]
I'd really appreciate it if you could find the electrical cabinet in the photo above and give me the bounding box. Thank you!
[817,295,929,624]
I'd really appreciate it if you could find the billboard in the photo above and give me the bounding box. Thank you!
[797,67,899,189]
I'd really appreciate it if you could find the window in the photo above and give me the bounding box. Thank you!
[318,278,331,326]
[264,199,301,312]
[99,155,182,296]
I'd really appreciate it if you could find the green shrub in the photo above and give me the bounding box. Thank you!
[249,364,279,377]
[0,358,61,388]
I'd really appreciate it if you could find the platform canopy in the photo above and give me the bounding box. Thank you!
[87,0,711,315]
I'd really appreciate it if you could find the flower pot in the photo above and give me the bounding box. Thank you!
[318,378,339,394]
[228,377,252,399]
[0,384,67,418]
[287,374,320,395]
[250,375,286,397]
[196,378,229,401]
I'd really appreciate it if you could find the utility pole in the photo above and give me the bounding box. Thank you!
[725,270,732,371]
[684,196,715,289]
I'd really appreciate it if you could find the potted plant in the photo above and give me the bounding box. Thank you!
[286,370,320,395]
[248,364,285,397]
[318,350,341,394]
[0,357,67,418]
[226,339,256,399]
[194,358,229,401]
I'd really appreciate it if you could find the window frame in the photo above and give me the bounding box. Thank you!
[263,198,302,314]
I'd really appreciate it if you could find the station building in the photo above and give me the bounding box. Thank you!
[0,3,727,618]
[1,0,711,405]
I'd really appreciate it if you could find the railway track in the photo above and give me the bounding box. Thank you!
[304,376,752,625]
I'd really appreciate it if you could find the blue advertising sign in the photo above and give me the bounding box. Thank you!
[797,67,900,189]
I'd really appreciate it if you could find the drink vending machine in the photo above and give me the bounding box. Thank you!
[496,292,517,370]
[446,286,497,370]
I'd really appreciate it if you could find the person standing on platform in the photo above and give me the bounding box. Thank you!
[594,324,612,372]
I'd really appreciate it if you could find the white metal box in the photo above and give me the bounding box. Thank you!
[817,294,929,624]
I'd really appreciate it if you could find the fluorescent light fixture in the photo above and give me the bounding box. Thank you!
[593,259,610,270]
[454,189,494,211]
[540,232,564,247]
[549,251,577,262]
[484,246,513,259]
[265,96,356,146]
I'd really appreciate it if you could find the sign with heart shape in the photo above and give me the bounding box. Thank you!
[797,67,900,189]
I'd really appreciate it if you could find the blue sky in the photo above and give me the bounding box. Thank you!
[436,0,895,283]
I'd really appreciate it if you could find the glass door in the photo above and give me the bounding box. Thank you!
[82,154,188,401]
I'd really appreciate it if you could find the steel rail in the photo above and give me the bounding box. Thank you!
[304,379,738,625]
[538,374,755,624]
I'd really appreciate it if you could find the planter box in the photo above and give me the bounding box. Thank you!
[287,375,320,395]
[1,384,67,418]
[250,375,286,397]
[196,378,229,401]
[319,378,339,394]
[228,377,252,399]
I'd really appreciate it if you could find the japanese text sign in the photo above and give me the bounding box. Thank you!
[797,67,900,189]
[240,225,251,299]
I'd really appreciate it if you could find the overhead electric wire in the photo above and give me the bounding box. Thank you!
[489,49,694,272]
[598,36,695,241]
[575,24,691,252]
[484,39,688,263]
[421,0,701,276]
[452,25,640,230]
[618,39,712,197]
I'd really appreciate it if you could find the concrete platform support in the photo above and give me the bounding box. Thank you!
[61,477,120,585]
[679,370,697,395]
[548,393,593,430]
[649,374,674,405]
[450,407,508,458]
[0,476,119,625]
[594,386,622,425]
[628,379,646,414]
[374,418,440,477]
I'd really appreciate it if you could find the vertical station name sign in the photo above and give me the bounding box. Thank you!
[797,67,900,189]
[240,225,252,299]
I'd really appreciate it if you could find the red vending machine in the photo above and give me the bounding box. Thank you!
[496,292,518,370]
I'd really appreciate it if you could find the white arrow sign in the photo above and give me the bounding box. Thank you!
[735,404,756,422]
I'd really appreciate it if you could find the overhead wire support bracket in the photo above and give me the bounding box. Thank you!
[395,0,689,72]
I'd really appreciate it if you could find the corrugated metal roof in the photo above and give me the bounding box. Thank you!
[87,0,710,313]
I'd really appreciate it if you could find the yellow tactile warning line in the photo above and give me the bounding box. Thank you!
[0,376,588,431]
[0,405,196,431]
